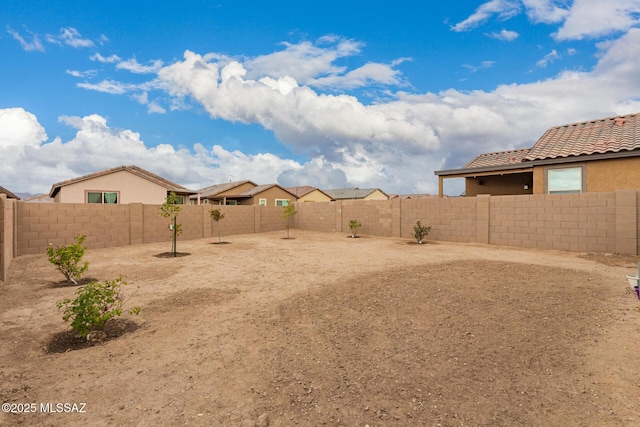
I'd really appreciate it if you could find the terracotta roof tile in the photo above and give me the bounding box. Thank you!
[464,148,531,168]
[525,112,640,161]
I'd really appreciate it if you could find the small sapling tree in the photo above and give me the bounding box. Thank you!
[47,235,89,284]
[349,219,362,238]
[282,203,297,239]
[413,221,432,244]
[209,208,225,243]
[158,192,182,256]
[56,277,140,341]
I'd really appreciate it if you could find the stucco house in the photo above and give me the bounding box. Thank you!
[435,112,640,197]
[323,188,389,201]
[0,185,20,200]
[49,165,195,204]
[194,181,297,206]
[286,186,333,202]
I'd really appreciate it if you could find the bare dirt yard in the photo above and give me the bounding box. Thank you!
[1,230,640,426]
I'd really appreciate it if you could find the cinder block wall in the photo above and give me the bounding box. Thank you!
[0,195,16,281]
[489,193,618,253]
[2,191,640,282]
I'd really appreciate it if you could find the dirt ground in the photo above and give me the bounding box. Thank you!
[1,230,639,426]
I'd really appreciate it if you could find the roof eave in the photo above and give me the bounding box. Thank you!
[435,149,640,177]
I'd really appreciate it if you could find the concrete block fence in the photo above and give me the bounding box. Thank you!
[1,190,638,281]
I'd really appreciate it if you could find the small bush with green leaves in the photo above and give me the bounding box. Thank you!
[349,219,362,238]
[158,191,183,256]
[56,277,140,340]
[281,203,297,239]
[413,221,432,244]
[47,235,89,284]
[210,208,226,243]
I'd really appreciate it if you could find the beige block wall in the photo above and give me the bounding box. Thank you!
[3,191,640,280]
[489,192,616,253]
[0,195,16,281]
[295,201,339,232]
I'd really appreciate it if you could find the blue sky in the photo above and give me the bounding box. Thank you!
[2,0,640,196]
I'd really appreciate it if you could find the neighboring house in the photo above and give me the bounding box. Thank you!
[194,180,297,206]
[435,112,640,197]
[388,193,435,200]
[49,165,195,204]
[323,188,389,201]
[0,185,20,200]
[237,184,298,206]
[23,194,54,203]
[192,180,258,205]
[286,186,333,202]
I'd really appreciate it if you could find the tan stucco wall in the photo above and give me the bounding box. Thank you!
[298,190,332,202]
[240,187,295,206]
[363,189,388,200]
[586,157,640,192]
[532,157,640,194]
[56,170,168,204]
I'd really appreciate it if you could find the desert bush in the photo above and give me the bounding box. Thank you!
[413,221,432,244]
[282,203,297,239]
[56,277,140,340]
[210,208,225,243]
[47,235,89,285]
[349,219,362,238]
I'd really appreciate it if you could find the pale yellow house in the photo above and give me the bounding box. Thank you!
[323,188,389,201]
[49,165,195,204]
[286,186,333,202]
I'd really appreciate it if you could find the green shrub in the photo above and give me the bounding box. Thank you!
[158,192,183,256]
[282,203,297,239]
[56,277,140,340]
[349,219,362,237]
[209,208,225,243]
[413,221,432,244]
[47,235,89,284]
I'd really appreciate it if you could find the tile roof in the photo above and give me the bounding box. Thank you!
[323,188,387,200]
[50,165,193,197]
[237,183,295,198]
[525,112,640,161]
[286,186,317,197]
[464,148,532,169]
[196,180,257,198]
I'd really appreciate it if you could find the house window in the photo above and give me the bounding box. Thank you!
[174,195,184,205]
[546,166,584,194]
[87,191,118,204]
[259,198,267,206]
[275,199,289,207]
[225,200,237,205]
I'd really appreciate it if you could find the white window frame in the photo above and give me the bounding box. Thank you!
[545,165,585,194]
[259,198,267,206]
[275,199,290,207]
[86,191,119,204]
